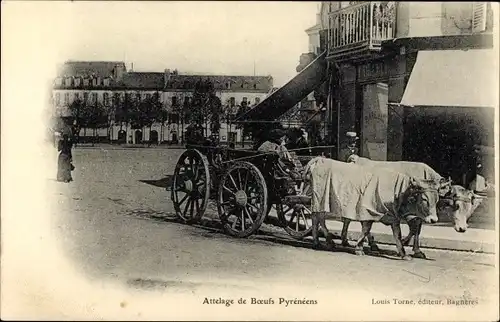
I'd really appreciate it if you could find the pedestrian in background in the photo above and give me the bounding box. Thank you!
[57,134,74,183]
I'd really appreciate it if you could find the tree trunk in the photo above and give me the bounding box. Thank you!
[148,125,152,147]
[160,123,163,145]
[181,120,184,144]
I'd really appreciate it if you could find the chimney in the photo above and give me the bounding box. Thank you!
[164,69,171,88]
[131,62,134,72]
[114,63,125,82]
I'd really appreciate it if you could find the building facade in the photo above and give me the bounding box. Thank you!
[313,1,496,186]
[52,61,273,144]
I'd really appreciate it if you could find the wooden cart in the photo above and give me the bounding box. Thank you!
[170,144,333,239]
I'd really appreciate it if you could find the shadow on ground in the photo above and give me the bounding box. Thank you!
[124,208,417,262]
[139,175,174,189]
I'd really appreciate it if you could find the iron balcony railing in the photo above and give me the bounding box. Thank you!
[328,2,396,59]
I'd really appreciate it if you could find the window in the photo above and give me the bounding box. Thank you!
[255,97,260,104]
[74,78,81,87]
[103,78,110,87]
[83,92,89,103]
[169,113,179,124]
[229,97,235,107]
[146,93,151,100]
[172,96,178,106]
[74,92,80,101]
[135,93,141,101]
[226,82,231,89]
[65,78,72,87]
[472,2,488,33]
[183,97,190,106]
[103,93,109,106]
[92,93,98,104]
[113,92,120,103]
[83,79,89,87]
[64,93,70,105]
[242,97,248,103]
[55,93,61,105]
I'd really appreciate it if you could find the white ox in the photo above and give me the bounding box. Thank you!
[305,157,440,260]
[347,156,484,259]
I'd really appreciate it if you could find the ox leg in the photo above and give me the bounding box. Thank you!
[402,219,417,246]
[341,218,351,247]
[311,212,320,250]
[367,233,380,252]
[391,222,411,260]
[354,221,373,256]
[412,221,426,259]
[319,213,335,250]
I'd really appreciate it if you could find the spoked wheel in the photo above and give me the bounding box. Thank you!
[171,149,210,224]
[276,202,313,239]
[217,161,268,238]
[276,182,313,239]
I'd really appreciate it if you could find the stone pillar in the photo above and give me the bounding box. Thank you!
[337,64,357,161]
[386,51,418,161]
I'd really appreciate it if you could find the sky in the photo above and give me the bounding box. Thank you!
[4,1,320,87]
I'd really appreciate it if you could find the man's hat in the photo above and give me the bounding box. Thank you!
[268,129,287,141]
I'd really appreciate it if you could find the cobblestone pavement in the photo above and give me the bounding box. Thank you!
[45,148,497,320]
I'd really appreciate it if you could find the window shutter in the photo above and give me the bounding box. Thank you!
[472,2,487,33]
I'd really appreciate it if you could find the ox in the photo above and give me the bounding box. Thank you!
[345,156,484,258]
[305,157,440,260]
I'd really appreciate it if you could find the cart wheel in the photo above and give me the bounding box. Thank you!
[277,203,313,239]
[217,161,268,238]
[171,149,210,224]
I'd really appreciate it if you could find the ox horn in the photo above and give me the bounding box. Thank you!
[472,192,487,201]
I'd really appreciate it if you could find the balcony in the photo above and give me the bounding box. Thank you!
[327,2,396,62]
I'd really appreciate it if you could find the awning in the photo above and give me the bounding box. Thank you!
[234,50,329,122]
[400,49,498,109]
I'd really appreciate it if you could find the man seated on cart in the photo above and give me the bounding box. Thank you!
[257,129,301,179]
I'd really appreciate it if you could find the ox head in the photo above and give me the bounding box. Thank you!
[405,178,441,224]
[439,185,485,233]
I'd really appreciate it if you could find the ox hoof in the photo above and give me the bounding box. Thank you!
[354,249,365,256]
[413,251,427,259]
[370,244,380,252]
[325,242,336,251]
[401,255,412,261]
[341,240,351,247]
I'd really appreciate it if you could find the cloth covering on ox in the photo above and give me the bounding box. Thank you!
[349,156,442,181]
[307,157,415,225]
[345,156,448,258]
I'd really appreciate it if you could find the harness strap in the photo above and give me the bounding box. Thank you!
[441,196,472,203]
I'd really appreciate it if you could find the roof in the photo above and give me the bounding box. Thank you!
[165,75,273,92]
[58,61,126,78]
[121,72,164,90]
[305,23,321,33]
